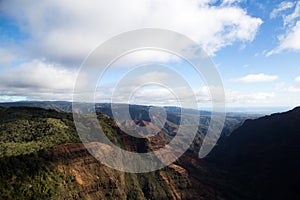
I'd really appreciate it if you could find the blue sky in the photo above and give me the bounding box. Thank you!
[0,0,300,111]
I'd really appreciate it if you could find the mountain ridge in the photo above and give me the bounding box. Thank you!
[207,106,300,199]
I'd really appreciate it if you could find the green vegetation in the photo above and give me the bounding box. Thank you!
[0,106,196,199]
[0,152,81,200]
[0,107,82,199]
[0,107,80,157]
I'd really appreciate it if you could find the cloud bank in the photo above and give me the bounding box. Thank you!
[0,0,265,106]
[268,1,300,56]
[0,0,262,64]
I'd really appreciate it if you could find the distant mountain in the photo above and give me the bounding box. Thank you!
[0,101,260,118]
[0,101,73,112]
[0,101,257,134]
[207,107,300,199]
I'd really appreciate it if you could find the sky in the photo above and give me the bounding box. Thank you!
[0,0,300,111]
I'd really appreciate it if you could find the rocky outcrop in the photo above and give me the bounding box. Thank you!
[44,142,223,200]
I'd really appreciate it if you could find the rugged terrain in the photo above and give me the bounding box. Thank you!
[0,106,223,199]
[0,105,299,199]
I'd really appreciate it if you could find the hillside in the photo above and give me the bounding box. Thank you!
[0,106,224,200]
[1,142,225,200]
[207,107,300,199]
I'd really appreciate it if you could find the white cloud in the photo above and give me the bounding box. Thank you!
[226,89,275,104]
[267,1,300,56]
[279,20,300,50]
[283,1,300,27]
[230,73,278,83]
[288,76,300,92]
[0,0,262,65]
[267,20,300,56]
[270,1,296,19]
[0,60,77,100]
